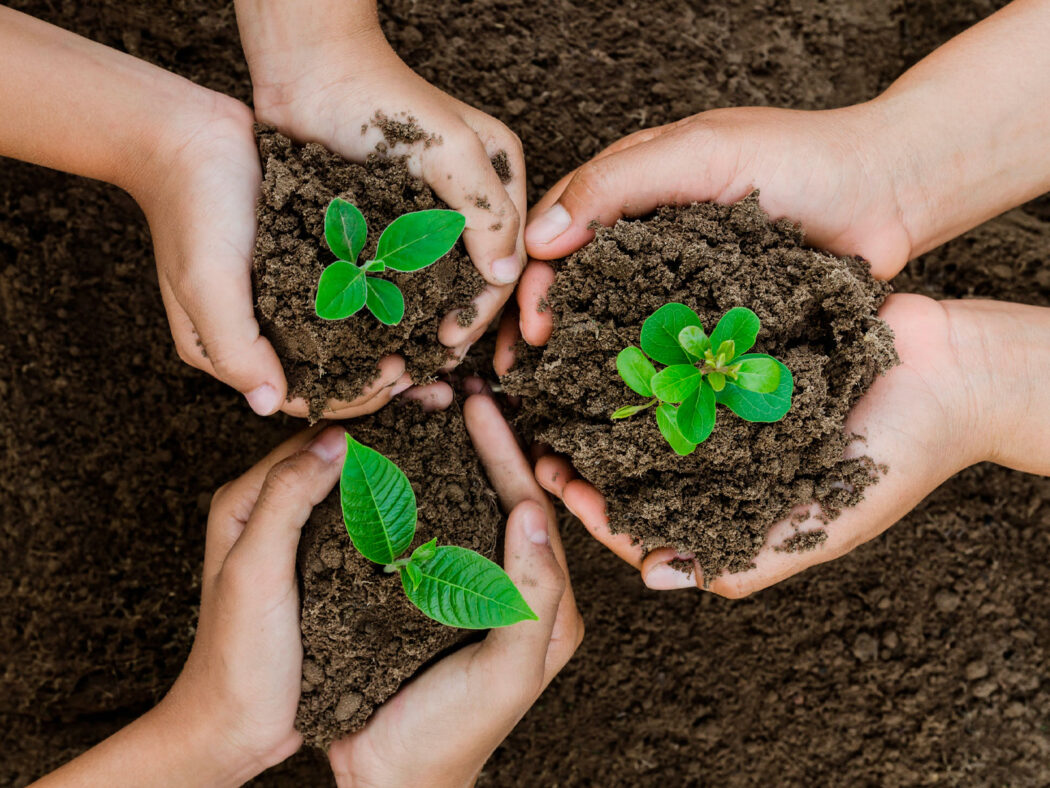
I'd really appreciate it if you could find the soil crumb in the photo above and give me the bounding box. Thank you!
[776,529,830,553]
[296,402,501,746]
[371,110,440,148]
[252,127,484,419]
[503,195,898,579]
[490,150,512,184]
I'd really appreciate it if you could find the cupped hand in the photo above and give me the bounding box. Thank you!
[533,294,1044,595]
[515,104,916,348]
[136,92,448,419]
[329,392,583,788]
[158,423,348,780]
[250,29,527,361]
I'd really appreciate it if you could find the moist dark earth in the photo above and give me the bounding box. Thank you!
[503,197,897,578]
[254,128,484,419]
[1,0,1048,786]
[296,403,501,746]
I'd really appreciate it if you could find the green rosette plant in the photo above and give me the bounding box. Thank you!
[314,198,466,325]
[339,434,536,629]
[612,304,794,456]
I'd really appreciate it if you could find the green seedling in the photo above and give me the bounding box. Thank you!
[314,198,466,325]
[612,304,794,456]
[339,434,536,629]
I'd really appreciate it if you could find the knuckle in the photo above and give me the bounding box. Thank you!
[567,160,613,206]
[260,455,312,502]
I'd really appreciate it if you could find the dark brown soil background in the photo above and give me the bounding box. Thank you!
[296,403,500,745]
[503,197,897,578]
[254,128,483,418]
[1,0,1048,786]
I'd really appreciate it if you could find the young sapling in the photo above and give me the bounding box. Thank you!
[314,198,466,325]
[612,304,794,455]
[339,434,536,629]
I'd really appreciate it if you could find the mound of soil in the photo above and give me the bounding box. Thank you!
[253,128,484,418]
[296,402,501,745]
[503,196,898,578]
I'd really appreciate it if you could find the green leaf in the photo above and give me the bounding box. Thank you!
[315,261,366,320]
[733,354,781,393]
[656,403,698,456]
[365,276,405,325]
[677,380,717,444]
[411,537,438,563]
[714,340,736,365]
[710,307,761,358]
[401,545,537,629]
[716,355,794,422]
[650,364,702,403]
[707,371,726,392]
[375,209,466,272]
[404,561,423,590]
[616,346,657,397]
[325,198,367,263]
[340,435,417,565]
[365,259,386,272]
[640,303,703,365]
[611,402,653,420]
[678,325,710,358]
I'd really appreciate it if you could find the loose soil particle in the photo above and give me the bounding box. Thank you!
[3,0,1050,786]
[503,196,898,578]
[253,127,484,419]
[295,402,501,745]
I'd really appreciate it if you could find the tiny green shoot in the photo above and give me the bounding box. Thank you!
[339,434,537,629]
[315,198,466,325]
[612,304,794,456]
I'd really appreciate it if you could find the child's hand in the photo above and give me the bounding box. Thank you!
[513,103,914,349]
[236,2,527,361]
[529,295,1050,594]
[329,392,583,787]
[138,97,429,420]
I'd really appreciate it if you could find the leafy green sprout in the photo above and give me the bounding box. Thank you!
[612,305,794,456]
[314,198,466,325]
[340,434,536,629]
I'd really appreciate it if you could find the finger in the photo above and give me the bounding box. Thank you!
[479,500,566,687]
[281,355,406,420]
[164,258,288,416]
[462,375,493,397]
[494,301,520,376]
[400,381,454,411]
[641,546,702,591]
[561,478,644,570]
[437,281,513,348]
[202,424,325,587]
[533,453,578,498]
[223,426,346,588]
[158,276,214,375]
[524,128,718,260]
[516,260,556,347]
[422,127,523,287]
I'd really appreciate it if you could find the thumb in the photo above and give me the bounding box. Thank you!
[524,128,723,260]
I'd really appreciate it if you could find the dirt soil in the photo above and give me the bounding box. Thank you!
[503,197,898,578]
[3,0,1050,786]
[254,128,484,418]
[296,402,501,745]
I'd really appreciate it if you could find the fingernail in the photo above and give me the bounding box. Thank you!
[522,506,550,545]
[390,378,413,397]
[491,255,521,284]
[525,204,571,246]
[307,427,346,463]
[245,383,280,416]
[645,562,697,591]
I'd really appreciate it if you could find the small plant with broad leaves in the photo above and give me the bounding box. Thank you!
[612,304,794,456]
[314,198,466,325]
[339,434,536,629]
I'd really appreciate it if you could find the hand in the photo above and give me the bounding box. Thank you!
[513,104,915,349]
[135,94,449,419]
[533,295,1050,595]
[329,392,583,787]
[242,14,527,360]
[157,424,348,780]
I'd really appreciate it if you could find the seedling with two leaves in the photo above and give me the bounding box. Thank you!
[613,304,794,456]
[339,434,536,629]
[314,198,466,325]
